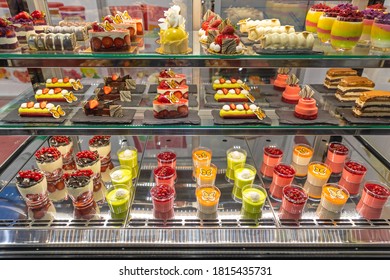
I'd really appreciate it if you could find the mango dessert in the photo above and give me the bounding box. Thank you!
[359,9,383,44]
[371,13,390,51]
[330,10,364,51]
[319,184,349,213]
[305,3,330,33]
[303,162,332,200]
[317,7,340,43]
[196,185,221,214]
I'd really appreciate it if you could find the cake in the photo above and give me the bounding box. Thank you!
[44,25,88,41]
[214,86,254,103]
[27,32,77,51]
[0,18,19,50]
[49,136,76,172]
[45,77,83,91]
[31,10,47,33]
[330,10,364,51]
[83,99,123,117]
[89,22,131,52]
[95,85,131,102]
[158,5,189,54]
[209,25,243,54]
[158,69,186,85]
[199,9,222,37]
[220,103,266,120]
[157,80,189,100]
[260,31,315,50]
[213,77,245,89]
[9,11,34,42]
[196,185,221,214]
[282,74,301,104]
[248,25,295,42]
[104,74,136,90]
[305,3,330,33]
[352,90,390,117]
[323,68,358,89]
[200,18,222,44]
[274,68,290,90]
[102,11,137,41]
[335,76,375,101]
[18,101,65,119]
[294,85,318,120]
[35,88,78,103]
[153,93,189,119]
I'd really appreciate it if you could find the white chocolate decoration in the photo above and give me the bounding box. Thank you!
[48,89,54,94]
[46,103,55,109]
[241,89,249,95]
[225,80,231,84]
[223,105,230,111]
[249,104,258,111]
[236,104,244,111]
[34,103,40,109]
[46,79,52,83]
[237,79,243,84]
[58,79,63,83]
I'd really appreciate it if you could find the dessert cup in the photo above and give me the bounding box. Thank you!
[318,183,349,213]
[35,147,63,173]
[89,136,114,182]
[282,84,301,104]
[241,184,267,214]
[371,16,390,52]
[303,161,332,200]
[279,207,302,220]
[157,150,177,169]
[281,185,308,215]
[109,166,133,190]
[44,168,66,202]
[195,163,217,187]
[291,144,314,177]
[196,185,221,214]
[117,146,138,181]
[359,18,374,44]
[192,146,212,180]
[154,166,176,187]
[338,160,367,196]
[150,184,175,213]
[225,147,247,182]
[232,164,257,201]
[358,181,390,210]
[305,5,329,33]
[269,163,296,201]
[106,185,131,220]
[154,208,175,220]
[324,142,349,174]
[317,14,337,43]
[356,200,383,219]
[331,16,363,51]
[48,136,76,172]
[316,203,341,220]
[260,145,283,178]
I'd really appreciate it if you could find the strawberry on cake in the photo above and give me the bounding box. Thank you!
[209,25,243,54]
[158,69,186,85]
[153,93,189,119]
[0,18,18,50]
[9,11,34,42]
[89,22,131,52]
[213,77,244,89]
[199,10,222,38]
[157,80,188,100]
[214,87,253,103]
[35,88,78,103]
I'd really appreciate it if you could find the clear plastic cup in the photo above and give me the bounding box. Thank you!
[232,164,257,201]
[281,184,308,215]
[150,184,175,213]
[241,184,267,214]
[195,163,217,187]
[196,185,221,214]
[269,163,296,201]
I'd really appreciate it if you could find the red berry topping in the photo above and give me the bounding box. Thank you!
[63,169,94,180]
[92,22,104,32]
[274,164,295,178]
[264,146,283,157]
[151,184,175,200]
[50,136,70,145]
[76,150,98,161]
[157,151,176,162]
[221,25,235,35]
[311,3,330,11]
[283,186,308,204]
[210,19,222,28]
[154,166,175,178]
[329,142,349,155]
[156,94,170,104]
[17,170,43,182]
[158,80,171,89]
[0,18,8,27]
[35,147,61,162]
[31,10,45,19]
[345,160,367,175]
[338,9,364,22]
[159,69,173,78]
[88,135,110,146]
[365,183,390,198]
[14,11,32,21]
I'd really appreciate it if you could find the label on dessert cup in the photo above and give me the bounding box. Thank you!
[328,188,345,200]
[194,151,209,160]
[201,189,217,202]
[312,165,327,176]
[200,168,213,177]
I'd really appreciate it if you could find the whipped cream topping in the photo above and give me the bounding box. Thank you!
[198,29,206,36]
[58,79,63,83]
[236,104,244,111]
[200,34,208,42]
[249,104,258,111]
[34,103,40,109]
[237,169,253,180]
[237,79,243,84]
[123,149,135,158]
[241,89,249,95]
[46,103,54,109]
[21,103,27,108]
[236,45,243,53]
[48,89,54,95]
[46,78,52,83]
[214,79,220,84]
[36,89,42,95]
[229,151,245,160]
[246,190,261,202]
[228,89,235,94]
[210,42,221,52]
[216,90,223,95]
[226,80,232,84]
[223,105,230,111]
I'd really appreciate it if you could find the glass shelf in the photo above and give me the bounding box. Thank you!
[1,33,389,68]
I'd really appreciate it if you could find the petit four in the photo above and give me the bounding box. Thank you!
[323,68,358,89]
[352,90,390,117]
[159,69,186,85]
[220,103,266,119]
[196,185,221,214]
[45,77,83,91]
[158,5,189,54]
[294,85,318,120]
[89,22,131,52]
[260,31,315,50]
[27,32,77,51]
[0,18,19,50]
[273,68,290,90]
[83,100,123,117]
[214,84,254,103]
[208,25,243,54]
[213,77,245,89]
[44,25,88,41]
[248,25,295,42]
[157,80,189,100]
[18,101,65,119]
[35,88,78,103]
[153,93,189,119]
[330,10,364,51]
[335,76,375,101]
[282,74,301,104]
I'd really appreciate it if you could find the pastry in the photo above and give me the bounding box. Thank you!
[95,85,131,102]
[83,99,123,117]
[9,11,34,42]
[18,101,65,118]
[196,185,221,214]
[35,88,78,103]
[324,142,349,174]
[359,9,383,44]
[352,90,390,117]
[320,184,349,213]
[214,87,254,103]
[89,22,131,52]
[209,25,243,54]
[158,69,186,85]
[371,13,390,51]
[274,68,290,90]
[157,80,189,99]
[104,74,136,91]
[0,18,19,50]
[294,85,318,120]
[323,68,358,89]
[213,77,245,89]
[219,103,266,119]
[45,77,83,91]
[248,25,295,42]
[150,184,175,213]
[305,3,330,33]
[158,5,189,54]
[153,93,189,119]
[238,18,281,34]
[260,31,315,50]
[44,25,88,41]
[27,32,77,51]
[335,76,375,101]
[282,74,301,104]
[49,136,76,172]
[330,10,364,51]
[200,18,223,44]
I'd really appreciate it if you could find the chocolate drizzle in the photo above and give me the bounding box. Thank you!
[207,29,218,45]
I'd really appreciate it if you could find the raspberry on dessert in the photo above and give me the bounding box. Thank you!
[177,105,188,115]
[101,36,114,48]
[63,169,94,180]
[264,146,283,157]
[329,142,349,155]
[311,3,330,11]
[283,186,308,204]
[31,10,45,19]
[157,151,176,161]
[17,170,44,182]
[92,22,104,32]
[365,183,390,198]
[151,184,175,200]
[345,160,367,174]
[173,91,183,99]
[35,147,61,162]
[52,77,58,83]
[219,78,226,84]
[154,166,175,178]
[158,80,171,89]
[88,135,110,146]
[210,19,222,28]
[156,94,171,103]
[50,136,70,145]
[274,164,296,178]
[222,88,228,95]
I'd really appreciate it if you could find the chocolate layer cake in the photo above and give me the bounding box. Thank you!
[352,90,390,117]
[95,86,131,102]
[104,75,136,90]
[323,68,358,89]
[83,100,123,117]
[335,76,375,101]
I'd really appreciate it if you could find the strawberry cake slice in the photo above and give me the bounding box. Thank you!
[157,80,189,100]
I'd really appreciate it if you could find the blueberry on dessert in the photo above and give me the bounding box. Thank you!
[35,147,63,173]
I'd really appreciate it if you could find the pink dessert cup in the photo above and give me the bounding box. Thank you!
[263,145,283,166]
[281,185,308,215]
[269,163,296,201]
[157,150,177,169]
[356,200,383,219]
[325,142,349,174]
[359,181,390,209]
[150,184,175,213]
[338,160,367,196]
[153,166,176,187]
[260,162,274,178]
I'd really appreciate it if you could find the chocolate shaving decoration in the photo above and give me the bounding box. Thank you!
[65,176,90,189]
[287,74,299,86]
[222,38,237,54]
[299,85,314,98]
[277,67,290,75]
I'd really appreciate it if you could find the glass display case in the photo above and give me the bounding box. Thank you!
[0,0,389,258]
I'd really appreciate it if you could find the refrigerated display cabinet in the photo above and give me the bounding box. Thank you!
[0,0,389,258]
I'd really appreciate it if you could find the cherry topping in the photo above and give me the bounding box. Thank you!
[311,3,330,11]
[76,150,98,161]
[329,142,349,155]
[274,164,295,178]
[157,151,176,162]
[365,183,390,198]
[154,166,175,178]
[264,146,283,157]
[35,147,61,161]
[88,135,110,146]
[158,80,171,89]
[283,186,308,204]
[51,136,70,144]
[345,160,367,175]
[18,170,43,182]
[63,169,94,180]
[151,184,175,200]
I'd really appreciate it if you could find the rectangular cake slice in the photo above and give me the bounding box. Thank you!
[335,76,375,101]
[324,68,358,89]
[352,90,390,117]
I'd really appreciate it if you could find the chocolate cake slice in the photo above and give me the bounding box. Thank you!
[335,76,375,101]
[104,74,136,91]
[83,100,123,117]
[352,90,390,117]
